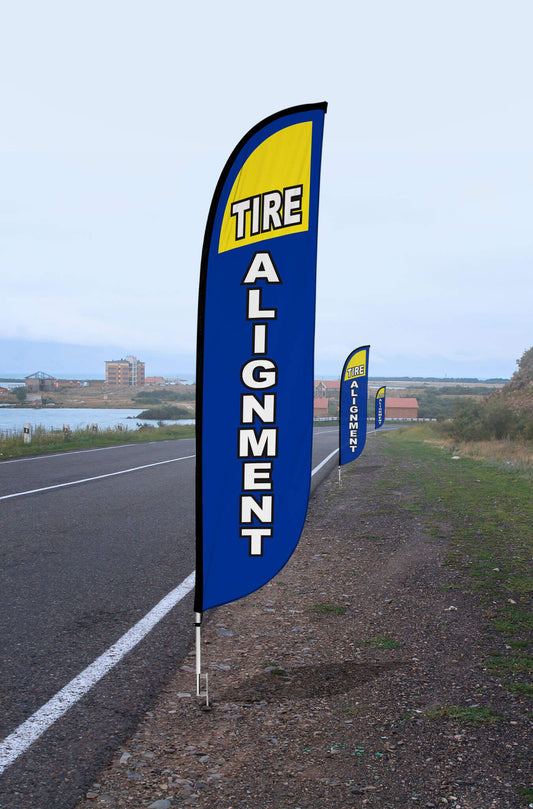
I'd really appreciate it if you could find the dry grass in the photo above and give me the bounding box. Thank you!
[409,424,533,478]
[452,437,533,474]
[0,383,196,410]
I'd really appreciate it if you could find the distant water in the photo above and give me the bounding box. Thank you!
[0,407,195,434]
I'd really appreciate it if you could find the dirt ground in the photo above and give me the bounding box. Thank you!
[76,435,532,809]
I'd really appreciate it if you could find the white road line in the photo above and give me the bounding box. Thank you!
[0,446,341,773]
[310,427,378,476]
[311,448,338,475]
[0,443,139,463]
[0,572,196,774]
[0,439,195,465]
[0,455,196,501]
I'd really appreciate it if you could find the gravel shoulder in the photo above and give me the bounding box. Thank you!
[76,433,532,809]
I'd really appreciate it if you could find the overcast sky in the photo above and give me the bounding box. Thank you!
[2,0,531,379]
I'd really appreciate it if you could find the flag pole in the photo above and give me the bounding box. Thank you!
[195,611,209,706]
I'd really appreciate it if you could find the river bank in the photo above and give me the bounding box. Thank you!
[0,407,149,434]
[0,407,195,433]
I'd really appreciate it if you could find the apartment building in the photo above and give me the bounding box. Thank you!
[105,356,145,386]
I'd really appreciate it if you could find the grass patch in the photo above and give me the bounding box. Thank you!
[505,574,533,593]
[359,636,402,650]
[485,652,533,699]
[520,787,533,805]
[311,603,347,616]
[0,422,195,459]
[485,653,533,676]
[509,683,533,698]
[425,704,502,726]
[493,609,533,635]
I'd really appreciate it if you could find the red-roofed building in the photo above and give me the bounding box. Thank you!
[313,397,330,418]
[385,397,419,419]
[314,380,340,399]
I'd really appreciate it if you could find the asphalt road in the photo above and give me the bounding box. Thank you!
[0,427,341,809]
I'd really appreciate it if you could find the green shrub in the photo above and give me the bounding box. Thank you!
[442,398,533,442]
[136,404,191,420]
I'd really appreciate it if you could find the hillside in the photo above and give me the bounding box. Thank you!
[495,346,533,415]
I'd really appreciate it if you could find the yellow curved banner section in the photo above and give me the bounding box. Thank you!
[344,350,367,381]
[376,386,386,398]
[218,122,312,253]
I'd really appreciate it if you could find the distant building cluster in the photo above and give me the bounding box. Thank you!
[314,380,340,399]
[105,356,145,386]
[313,379,340,418]
[312,379,419,420]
